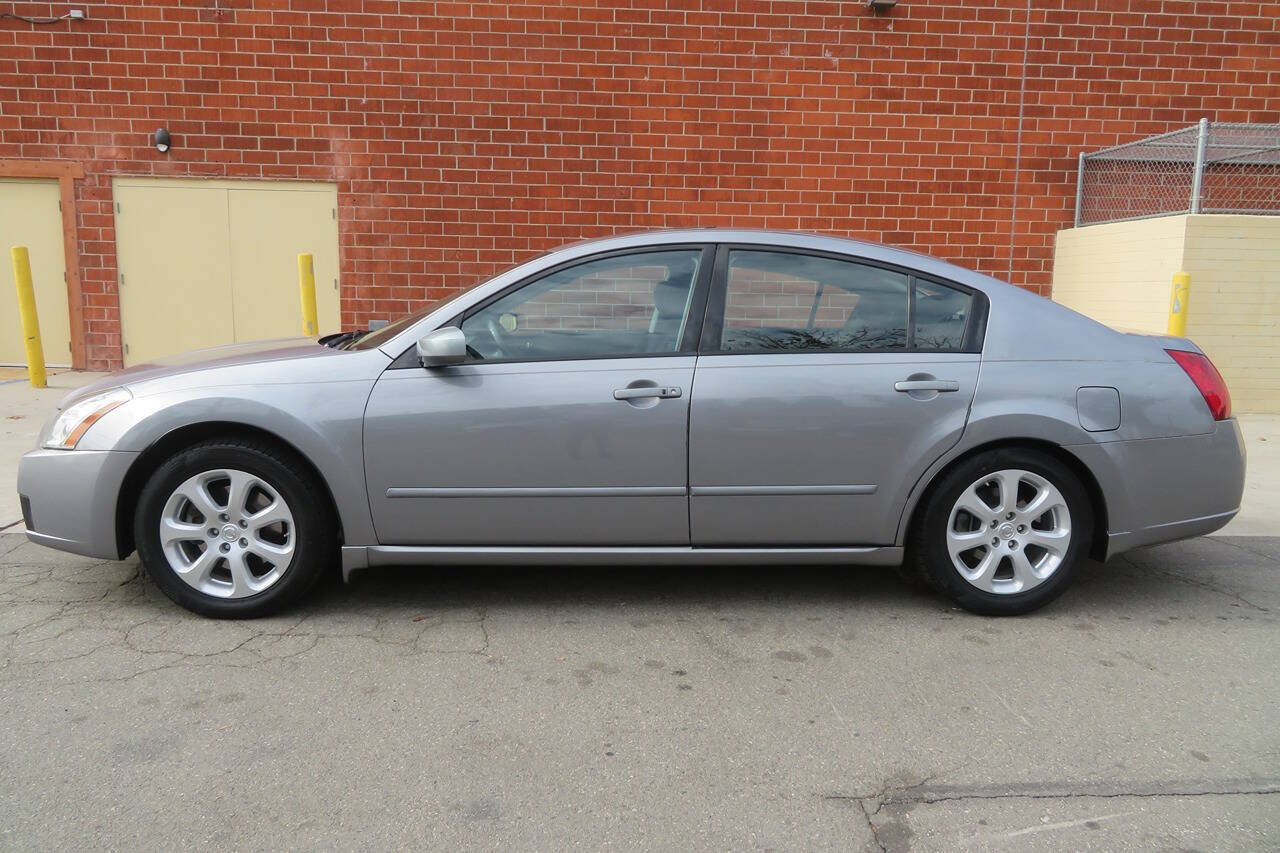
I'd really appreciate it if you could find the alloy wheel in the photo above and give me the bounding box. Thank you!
[945,468,1072,595]
[158,468,296,598]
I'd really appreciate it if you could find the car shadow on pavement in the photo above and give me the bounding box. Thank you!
[304,534,1278,619]
[331,560,937,613]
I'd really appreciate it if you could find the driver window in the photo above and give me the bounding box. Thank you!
[460,249,703,361]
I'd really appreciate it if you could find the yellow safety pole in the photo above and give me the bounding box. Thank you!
[298,252,318,337]
[1167,271,1191,337]
[10,246,47,388]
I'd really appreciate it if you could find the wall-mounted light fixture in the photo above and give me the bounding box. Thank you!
[867,0,898,11]
[153,128,171,153]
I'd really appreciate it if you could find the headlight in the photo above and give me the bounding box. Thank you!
[43,387,132,450]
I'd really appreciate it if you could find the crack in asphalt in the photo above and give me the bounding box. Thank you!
[1116,553,1272,614]
[829,777,1280,807]
[1210,535,1280,566]
[827,776,1280,849]
[0,549,497,684]
[858,798,886,852]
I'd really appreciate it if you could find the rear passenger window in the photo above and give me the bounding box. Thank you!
[717,250,909,353]
[913,280,972,351]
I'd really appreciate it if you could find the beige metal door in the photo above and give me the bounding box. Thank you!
[114,182,235,365]
[228,185,340,342]
[112,178,340,366]
[0,178,72,367]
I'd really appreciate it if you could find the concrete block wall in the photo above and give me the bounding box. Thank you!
[1052,214,1279,413]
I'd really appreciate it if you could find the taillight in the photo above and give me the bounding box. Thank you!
[1166,349,1231,420]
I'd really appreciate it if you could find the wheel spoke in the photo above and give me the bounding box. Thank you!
[1009,549,1039,590]
[160,516,205,546]
[1021,480,1065,520]
[1023,526,1070,554]
[993,470,1020,515]
[247,539,292,564]
[224,470,258,519]
[946,528,988,559]
[179,480,222,523]
[226,552,259,597]
[963,548,1000,592]
[176,546,218,586]
[954,486,993,523]
[246,500,290,530]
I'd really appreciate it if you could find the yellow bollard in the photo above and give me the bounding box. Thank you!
[10,246,47,388]
[1167,271,1191,337]
[298,252,318,337]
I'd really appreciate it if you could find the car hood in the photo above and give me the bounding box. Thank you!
[60,338,331,408]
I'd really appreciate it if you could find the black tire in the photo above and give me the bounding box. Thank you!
[134,438,336,618]
[892,549,937,593]
[907,448,1092,616]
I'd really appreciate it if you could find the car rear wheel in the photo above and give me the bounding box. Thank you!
[134,439,334,618]
[908,449,1092,616]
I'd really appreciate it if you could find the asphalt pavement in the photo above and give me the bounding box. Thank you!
[1,527,1277,850]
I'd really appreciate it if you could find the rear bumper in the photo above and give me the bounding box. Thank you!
[1068,419,1246,560]
[16,448,138,560]
[1103,509,1238,558]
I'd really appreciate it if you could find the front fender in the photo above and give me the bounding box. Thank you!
[80,381,379,547]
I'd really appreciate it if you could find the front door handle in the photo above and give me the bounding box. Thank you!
[894,379,960,392]
[613,386,682,400]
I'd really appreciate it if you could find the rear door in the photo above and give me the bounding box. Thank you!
[688,246,983,545]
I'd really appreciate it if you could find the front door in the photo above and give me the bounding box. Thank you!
[364,246,712,545]
[688,247,983,545]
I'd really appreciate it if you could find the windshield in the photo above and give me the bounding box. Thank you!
[346,296,455,350]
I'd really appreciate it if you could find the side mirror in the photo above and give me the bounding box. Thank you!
[416,327,467,367]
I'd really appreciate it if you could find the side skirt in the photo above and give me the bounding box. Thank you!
[340,545,903,582]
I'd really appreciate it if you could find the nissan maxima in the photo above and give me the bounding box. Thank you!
[17,230,1245,617]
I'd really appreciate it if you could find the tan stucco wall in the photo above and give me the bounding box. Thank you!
[1181,216,1280,414]
[1051,216,1188,335]
[1052,214,1280,413]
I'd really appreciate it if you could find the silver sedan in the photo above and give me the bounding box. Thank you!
[17,230,1245,617]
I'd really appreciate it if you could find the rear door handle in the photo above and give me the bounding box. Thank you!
[614,386,682,400]
[894,379,960,392]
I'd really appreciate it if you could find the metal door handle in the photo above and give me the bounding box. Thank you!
[894,379,960,392]
[613,386,682,400]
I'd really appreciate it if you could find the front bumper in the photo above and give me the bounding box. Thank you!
[16,448,138,560]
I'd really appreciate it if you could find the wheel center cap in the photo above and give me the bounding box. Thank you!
[221,524,239,542]
[998,522,1016,540]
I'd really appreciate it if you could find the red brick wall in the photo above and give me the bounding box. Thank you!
[1,1,1276,369]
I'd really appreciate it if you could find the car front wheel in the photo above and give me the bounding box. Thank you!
[908,449,1093,616]
[134,438,334,618]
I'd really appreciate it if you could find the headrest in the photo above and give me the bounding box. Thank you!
[843,292,905,330]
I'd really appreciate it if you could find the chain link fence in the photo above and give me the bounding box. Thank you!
[1075,120,1280,226]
